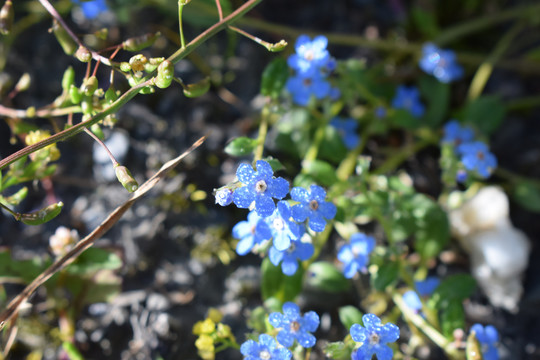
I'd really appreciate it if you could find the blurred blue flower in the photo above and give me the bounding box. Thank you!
[240,333,292,360]
[375,106,387,119]
[403,290,422,312]
[233,211,272,256]
[337,232,375,279]
[350,314,400,360]
[471,324,499,360]
[290,185,336,232]
[415,276,440,297]
[215,188,233,206]
[457,141,497,178]
[288,35,331,75]
[442,120,475,148]
[233,160,290,218]
[286,72,331,106]
[72,0,108,19]
[266,201,302,251]
[391,85,425,118]
[269,302,320,348]
[269,238,314,276]
[330,117,360,150]
[419,43,463,83]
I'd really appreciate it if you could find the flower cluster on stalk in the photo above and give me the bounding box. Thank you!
[391,85,425,118]
[442,120,497,180]
[286,35,339,106]
[215,160,336,276]
[419,43,464,83]
[350,314,400,360]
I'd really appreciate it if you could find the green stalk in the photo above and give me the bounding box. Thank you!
[0,0,263,172]
[253,104,269,161]
[178,2,186,49]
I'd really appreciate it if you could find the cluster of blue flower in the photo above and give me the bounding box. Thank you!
[330,117,361,150]
[72,0,108,19]
[392,85,425,118]
[442,120,497,180]
[402,276,440,313]
[241,303,400,360]
[215,160,336,276]
[285,35,339,106]
[419,43,464,84]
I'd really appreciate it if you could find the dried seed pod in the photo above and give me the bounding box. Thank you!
[154,60,174,89]
[0,0,14,35]
[115,165,138,192]
[183,77,210,98]
[20,202,64,226]
[51,19,77,55]
[122,32,160,52]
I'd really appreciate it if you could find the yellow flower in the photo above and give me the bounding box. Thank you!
[193,318,215,335]
[195,334,215,360]
[207,308,223,323]
[25,130,60,162]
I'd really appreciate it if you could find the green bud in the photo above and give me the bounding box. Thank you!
[129,54,147,72]
[69,84,82,104]
[51,19,77,55]
[82,76,98,96]
[90,123,104,140]
[15,73,31,92]
[120,62,131,72]
[26,106,36,118]
[0,0,14,35]
[154,60,174,89]
[266,39,288,52]
[122,32,160,52]
[179,0,191,5]
[2,186,28,206]
[105,85,118,104]
[62,66,75,92]
[20,201,64,226]
[115,166,139,192]
[183,77,210,98]
[81,96,93,115]
[75,46,92,63]
[149,57,165,66]
[94,28,108,40]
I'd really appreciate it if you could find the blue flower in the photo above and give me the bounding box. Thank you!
[287,35,331,75]
[442,120,475,148]
[233,160,290,218]
[269,302,320,348]
[215,188,233,206]
[233,211,272,256]
[415,276,440,297]
[330,117,360,150]
[391,85,425,118]
[286,72,331,106]
[266,201,302,251]
[403,290,422,312]
[419,43,463,83]
[269,238,314,276]
[290,185,336,232]
[375,106,387,119]
[72,0,108,19]
[457,141,497,178]
[350,314,400,360]
[337,233,375,279]
[240,333,292,360]
[470,324,499,360]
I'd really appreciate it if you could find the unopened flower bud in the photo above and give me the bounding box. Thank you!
[266,39,288,52]
[49,226,79,257]
[129,54,147,72]
[120,62,131,72]
[215,188,233,206]
[62,66,75,92]
[14,73,31,92]
[20,201,64,226]
[69,84,82,104]
[81,96,93,115]
[51,19,77,55]
[0,0,14,35]
[82,75,98,96]
[90,123,104,140]
[122,32,160,52]
[104,85,118,104]
[75,46,92,63]
[115,165,139,192]
[183,77,210,98]
[153,60,174,89]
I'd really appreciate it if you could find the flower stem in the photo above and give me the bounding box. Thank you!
[178,2,186,49]
[253,104,270,161]
[83,128,119,167]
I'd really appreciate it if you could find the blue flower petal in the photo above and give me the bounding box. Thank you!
[291,187,310,203]
[255,195,276,217]
[308,212,327,232]
[281,258,299,275]
[269,177,290,199]
[236,163,255,184]
[233,186,254,208]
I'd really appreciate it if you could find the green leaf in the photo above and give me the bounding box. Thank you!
[370,260,399,291]
[463,95,506,135]
[303,160,338,187]
[1,186,28,206]
[440,300,466,338]
[261,57,289,99]
[338,306,364,331]
[429,274,476,310]
[318,126,348,164]
[66,248,122,275]
[388,109,419,130]
[324,341,353,360]
[419,75,450,127]
[62,342,85,360]
[511,181,540,213]
[224,137,257,157]
[411,6,440,38]
[261,258,303,302]
[306,261,350,293]
[409,194,450,259]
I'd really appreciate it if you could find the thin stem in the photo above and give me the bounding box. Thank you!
[178,2,186,49]
[83,128,119,167]
[466,22,525,102]
[0,104,82,119]
[253,104,269,161]
[0,201,20,220]
[215,0,223,20]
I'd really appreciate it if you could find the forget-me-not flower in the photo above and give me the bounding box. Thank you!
[233,211,272,256]
[290,185,336,232]
[457,141,497,178]
[419,43,464,83]
[330,117,360,150]
[391,85,425,118]
[215,188,233,206]
[269,302,320,348]
[470,324,499,360]
[266,201,302,251]
[233,160,290,218]
[415,276,440,297]
[442,120,475,148]
[287,35,331,75]
[403,290,423,312]
[269,238,314,276]
[350,314,400,360]
[337,232,375,279]
[285,72,331,106]
[72,0,108,19]
[240,333,292,360]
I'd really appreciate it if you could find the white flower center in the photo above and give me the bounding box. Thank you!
[369,332,380,345]
[290,321,300,332]
[259,350,271,360]
[273,218,285,231]
[255,180,268,193]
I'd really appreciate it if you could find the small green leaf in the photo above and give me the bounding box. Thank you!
[306,261,350,293]
[20,201,63,225]
[338,306,364,331]
[440,301,466,338]
[429,274,476,310]
[409,194,450,259]
[370,260,399,291]
[62,342,84,360]
[1,186,28,206]
[261,258,303,302]
[463,95,506,135]
[388,109,419,130]
[324,341,353,360]
[419,75,450,127]
[260,57,289,99]
[66,248,122,275]
[511,181,540,213]
[411,6,440,38]
[303,160,338,187]
[224,137,257,157]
